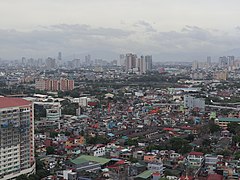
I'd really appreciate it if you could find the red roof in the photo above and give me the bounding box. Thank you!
[0,97,31,108]
[180,176,194,180]
[207,174,223,180]
[189,151,204,156]
[163,127,174,131]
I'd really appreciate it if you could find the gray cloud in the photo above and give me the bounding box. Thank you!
[134,21,157,32]
[1,24,240,61]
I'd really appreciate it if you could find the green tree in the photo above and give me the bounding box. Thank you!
[209,124,221,134]
[86,135,109,145]
[50,131,58,138]
[202,139,211,147]
[234,151,240,160]
[16,174,28,180]
[227,122,240,135]
[185,134,195,142]
[46,146,55,155]
[126,139,138,146]
[232,135,240,146]
[169,137,192,154]
[28,174,40,180]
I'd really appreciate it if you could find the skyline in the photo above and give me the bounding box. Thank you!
[1,0,240,61]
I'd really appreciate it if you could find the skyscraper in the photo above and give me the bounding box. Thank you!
[45,57,56,69]
[58,52,62,61]
[145,55,152,71]
[125,53,137,72]
[207,56,211,64]
[118,54,125,66]
[0,97,35,179]
[139,56,146,74]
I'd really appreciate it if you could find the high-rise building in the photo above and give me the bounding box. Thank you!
[184,95,205,112]
[214,71,228,81]
[145,55,152,71]
[138,55,152,74]
[192,60,199,70]
[139,56,146,74]
[219,56,228,67]
[35,78,74,92]
[118,54,125,66]
[0,97,35,179]
[45,57,56,69]
[59,78,74,91]
[125,53,137,72]
[207,56,211,67]
[58,52,62,61]
[227,56,235,66]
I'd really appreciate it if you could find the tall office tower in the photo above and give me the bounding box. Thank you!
[192,60,199,70]
[118,54,125,66]
[45,57,56,69]
[139,56,146,74]
[145,55,152,71]
[219,56,228,67]
[22,57,26,66]
[227,56,235,66]
[207,56,211,65]
[125,53,137,71]
[0,97,35,179]
[85,55,91,63]
[58,52,62,61]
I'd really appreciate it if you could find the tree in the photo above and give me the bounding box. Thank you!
[232,135,240,146]
[209,124,221,134]
[202,139,211,147]
[46,146,55,155]
[61,100,78,115]
[218,149,231,157]
[125,139,138,146]
[50,131,58,138]
[185,134,195,142]
[16,174,28,180]
[28,174,40,180]
[234,151,240,160]
[169,137,192,154]
[86,135,109,145]
[227,122,240,135]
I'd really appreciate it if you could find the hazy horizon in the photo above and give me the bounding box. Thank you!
[1,0,240,61]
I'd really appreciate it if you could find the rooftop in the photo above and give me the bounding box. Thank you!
[136,170,152,179]
[0,97,31,109]
[218,118,240,122]
[70,155,111,165]
[188,151,204,156]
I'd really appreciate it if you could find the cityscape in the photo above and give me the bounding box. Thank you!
[2,0,240,180]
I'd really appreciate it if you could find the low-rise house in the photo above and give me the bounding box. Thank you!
[56,169,77,180]
[133,150,145,160]
[88,144,106,157]
[205,154,223,166]
[144,153,162,163]
[170,152,181,160]
[147,161,165,176]
[186,151,204,167]
[119,149,132,160]
[215,118,240,128]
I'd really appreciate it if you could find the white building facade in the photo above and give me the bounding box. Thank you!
[0,97,35,179]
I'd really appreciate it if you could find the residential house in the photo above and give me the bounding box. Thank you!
[187,152,204,167]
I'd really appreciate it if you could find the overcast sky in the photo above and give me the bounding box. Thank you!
[1,0,240,61]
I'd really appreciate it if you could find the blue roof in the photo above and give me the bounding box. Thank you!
[107,133,115,137]
[218,118,240,122]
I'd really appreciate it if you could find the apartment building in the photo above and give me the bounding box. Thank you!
[35,78,74,92]
[0,97,35,179]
